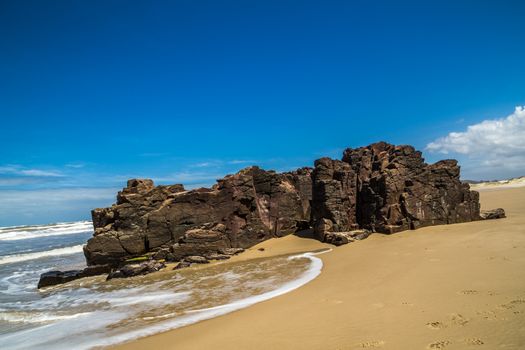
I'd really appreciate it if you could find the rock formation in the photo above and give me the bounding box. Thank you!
[39,142,505,287]
[313,142,481,239]
[85,167,312,267]
[84,142,486,267]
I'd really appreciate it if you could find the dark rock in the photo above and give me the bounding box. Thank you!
[37,264,111,289]
[183,255,209,264]
[204,253,231,260]
[106,260,166,280]
[323,230,372,246]
[38,270,83,289]
[81,264,112,276]
[173,261,192,270]
[258,247,265,251]
[151,248,175,261]
[480,208,506,220]
[324,232,351,246]
[218,247,245,256]
[349,229,371,240]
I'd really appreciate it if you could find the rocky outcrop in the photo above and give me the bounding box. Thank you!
[312,142,481,240]
[79,142,494,271]
[85,167,312,267]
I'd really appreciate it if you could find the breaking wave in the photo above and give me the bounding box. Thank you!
[0,245,84,266]
[0,221,93,241]
[0,250,328,350]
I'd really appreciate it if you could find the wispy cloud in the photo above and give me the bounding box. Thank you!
[188,159,257,168]
[65,162,86,169]
[138,152,169,158]
[227,159,256,165]
[191,162,218,168]
[18,169,64,177]
[0,178,44,186]
[0,165,64,177]
[426,106,525,179]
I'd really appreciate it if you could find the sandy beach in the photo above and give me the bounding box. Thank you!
[113,186,525,350]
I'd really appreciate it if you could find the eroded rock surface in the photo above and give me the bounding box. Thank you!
[81,142,493,271]
[312,142,481,240]
[106,260,166,280]
[85,167,312,266]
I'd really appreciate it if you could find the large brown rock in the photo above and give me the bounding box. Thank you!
[84,142,488,266]
[85,167,312,266]
[331,142,481,234]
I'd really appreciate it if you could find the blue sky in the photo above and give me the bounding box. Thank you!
[1,0,524,226]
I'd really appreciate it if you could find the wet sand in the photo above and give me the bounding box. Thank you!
[113,186,525,350]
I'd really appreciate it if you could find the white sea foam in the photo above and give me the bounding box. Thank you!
[0,245,84,265]
[0,221,93,241]
[0,250,330,350]
[0,311,93,324]
[80,250,329,350]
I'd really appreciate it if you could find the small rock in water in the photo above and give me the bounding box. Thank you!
[38,264,112,289]
[183,255,209,264]
[106,260,166,280]
[38,270,82,289]
[173,261,192,270]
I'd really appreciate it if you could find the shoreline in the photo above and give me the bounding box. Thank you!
[112,186,525,350]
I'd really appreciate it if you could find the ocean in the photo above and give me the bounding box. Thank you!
[0,221,323,349]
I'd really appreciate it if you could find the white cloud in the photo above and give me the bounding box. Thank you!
[0,165,64,177]
[192,162,215,168]
[18,169,64,177]
[426,106,525,179]
[65,162,86,169]
[227,159,256,165]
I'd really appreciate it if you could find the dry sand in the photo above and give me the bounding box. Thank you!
[470,176,525,191]
[113,186,525,350]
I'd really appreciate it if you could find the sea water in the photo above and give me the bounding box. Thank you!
[0,221,324,349]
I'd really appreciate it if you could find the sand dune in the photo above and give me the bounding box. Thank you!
[113,187,525,350]
[470,176,525,191]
